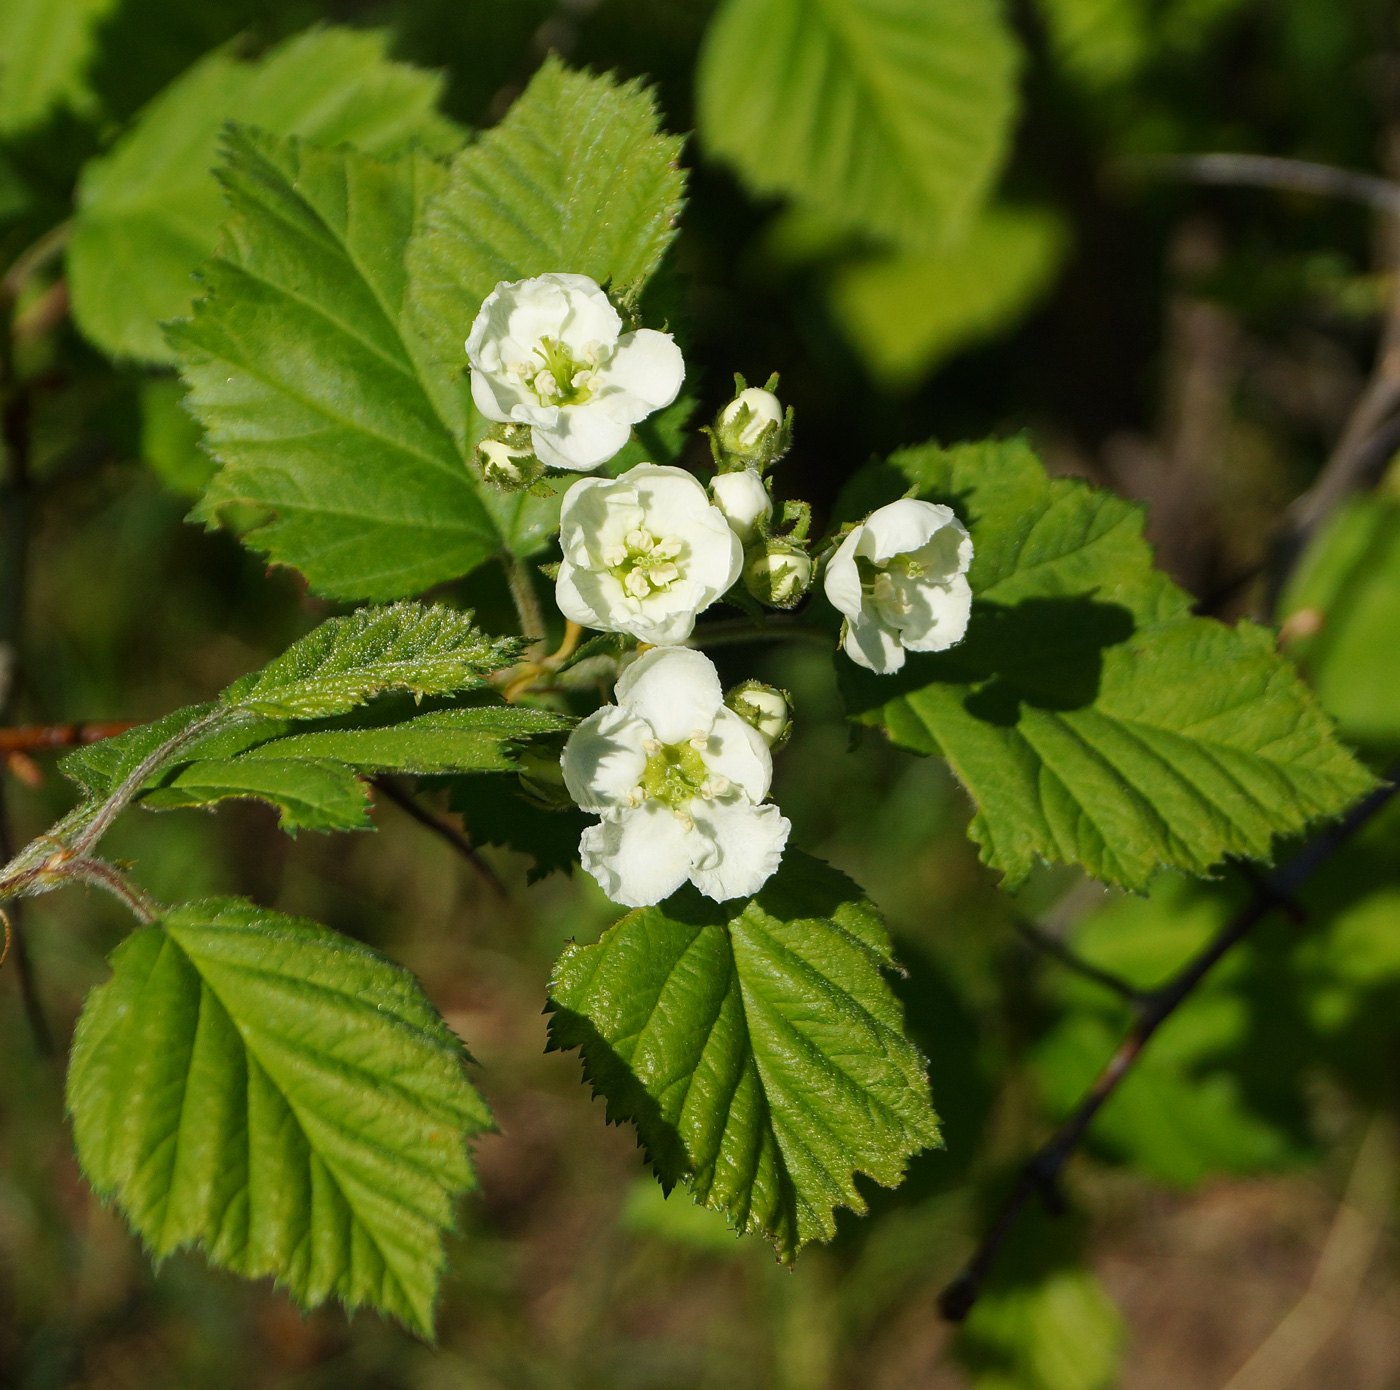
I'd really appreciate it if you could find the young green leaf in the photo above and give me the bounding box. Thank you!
[172,128,504,600]
[141,756,373,834]
[221,604,518,719]
[839,439,1374,890]
[259,705,569,774]
[407,53,685,408]
[69,26,463,363]
[0,0,116,133]
[546,851,941,1260]
[67,898,491,1338]
[697,0,1020,248]
[61,702,224,798]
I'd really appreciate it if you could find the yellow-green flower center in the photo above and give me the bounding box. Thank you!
[525,336,596,406]
[603,527,684,599]
[642,740,710,807]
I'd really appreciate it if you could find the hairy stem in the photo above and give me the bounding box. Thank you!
[939,760,1400,1322]
[687,614,833,649]
[503,553,547,651]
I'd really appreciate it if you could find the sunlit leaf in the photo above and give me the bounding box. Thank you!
[841,438,1374,890]
[67,897,492,1336]
[697,0,1020,246]
[829,205,1067,388]
[547,851,940,1260]
[173,130,503,599]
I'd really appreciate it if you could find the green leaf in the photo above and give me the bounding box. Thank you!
[140,377,216,495]
[68,26,464,364]
[546,851,940,1260]
[61,702,221,798]
[67,897,491,1336]
[406,53,685,433]
[1033,0,1150,87]
[829,205,1067,388]
[222,604,518,720]
[696,0,1020,247]
[1279,494,1400,751]
[141,756,373,834]
[841,438,1374,890]
[961,1266,1124,1390]
[172,127,504,600]
[261,705,568,774]
[0,0,117,133]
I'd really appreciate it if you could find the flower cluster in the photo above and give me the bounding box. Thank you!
[465,275,975,909]
[562,648,791,907]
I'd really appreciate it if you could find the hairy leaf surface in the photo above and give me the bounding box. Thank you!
[67,898,491,1336]
[142,756,373,833]
[261,705,568,773]
[697,0,1019,246]
[173,130,502,599]
[547,851,940,1260]
[840,439,1373,890]
[222,604,518,719]
[69,27,462,362]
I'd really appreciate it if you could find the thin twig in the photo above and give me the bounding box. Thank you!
[0,721,135,753]
[0,806,53,1055]
[65,858,160,924]
[371,775,507,898]
[1011,917,1147,1005]
[1137,154,1400,214]
[939,760,1400,1322]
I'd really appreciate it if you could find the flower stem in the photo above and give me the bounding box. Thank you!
[502,553,547,652]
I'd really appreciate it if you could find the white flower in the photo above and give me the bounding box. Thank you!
[710,468,772,544]
[561,647,791,907]
[466,273,685,472]
[824,499,973,674]
[556,463,743,645]
[720,387,783,450]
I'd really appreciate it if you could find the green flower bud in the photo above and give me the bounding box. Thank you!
[710,376,793,472]
[475,425,543,492]
[742,538,813,609]
[725,679,793,751]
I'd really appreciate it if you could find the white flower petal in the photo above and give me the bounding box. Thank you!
[710,469,772,545]
[897,574,973,652]
[597,329,685,419]
[580,803,693,907]
[823,528,865,621]
[859,499,960,564]
[532,409,632,472]
[556,560,626,629]
[469,363,516,422]
[616,646,724,744]
[687,799,790,903]
[842,609,907,673]
[703,708,772,802]
[560,706,650,811]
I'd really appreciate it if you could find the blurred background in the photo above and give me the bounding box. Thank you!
[4,0,1400,1385]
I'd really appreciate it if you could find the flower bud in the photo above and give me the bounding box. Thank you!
[721,388,782,450]
[711,379,792,471]
[743,539,813,609]
[475,426,542,492]
[710,468,772,545]
[725,680,793,751]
